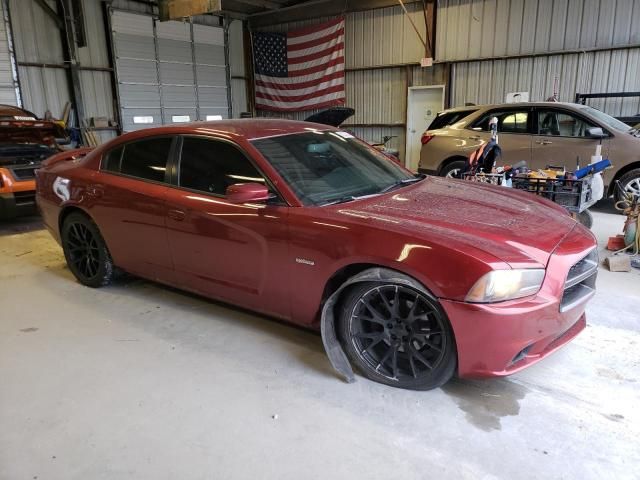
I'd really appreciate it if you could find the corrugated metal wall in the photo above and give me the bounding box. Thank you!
[436,0,640,61]
[10,0,71,119]
[8,0,116,142]
[0,0,19,105]
[256,4,445,163]
[452,48,640,115]
[438,0,640,117]
[78,0,115,141]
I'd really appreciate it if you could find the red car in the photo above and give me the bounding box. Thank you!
[35,120,597,390]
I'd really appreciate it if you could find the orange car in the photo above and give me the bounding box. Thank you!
[0,105,65,219]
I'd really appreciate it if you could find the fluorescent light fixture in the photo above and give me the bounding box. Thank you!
[172,115,190,123]
[206,115,223,121]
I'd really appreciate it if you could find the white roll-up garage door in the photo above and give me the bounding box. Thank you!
[110,10,228,132]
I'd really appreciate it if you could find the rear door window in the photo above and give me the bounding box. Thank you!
[472,110,530,134]
[102,146,123,172]
[428,110,477,129]
[178,137,267,196]
[102,137,173,183]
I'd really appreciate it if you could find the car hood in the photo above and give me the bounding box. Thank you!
[0,120,66,148]
[329,176,579,267]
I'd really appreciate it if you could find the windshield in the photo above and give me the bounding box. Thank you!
[578,105,631,132]
[252,131,415,206]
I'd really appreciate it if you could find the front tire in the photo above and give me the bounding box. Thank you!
[576,209,593,229]
[61,212,114,288]
[615,168,640,202]
[337,282,457,390]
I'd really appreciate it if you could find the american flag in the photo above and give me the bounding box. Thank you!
[253,17,345,112]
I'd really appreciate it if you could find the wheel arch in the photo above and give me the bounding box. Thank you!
[438,155,468,175]
[319,265,455,384]
[607,161,640,196]
[58,204,93,234]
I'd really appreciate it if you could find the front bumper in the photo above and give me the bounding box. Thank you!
[0,191,37,218]
[0,168,38,218]
[442,297,587,378]
[443,224,596,378]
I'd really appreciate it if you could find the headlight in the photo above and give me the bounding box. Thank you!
[465,269,545,303]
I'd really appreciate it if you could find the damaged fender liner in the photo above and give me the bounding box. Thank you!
[320,267,440,383]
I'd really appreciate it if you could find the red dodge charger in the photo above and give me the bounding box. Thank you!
[36,120,597,390]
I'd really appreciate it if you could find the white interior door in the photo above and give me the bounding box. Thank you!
[406,86,444,171]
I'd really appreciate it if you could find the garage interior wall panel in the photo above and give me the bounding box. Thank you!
[441,0,640,118]
[6,0,116,142]
[9,0,71,118]
[0,0,18,105]
[451,48,640,117]
[436,0,640,61]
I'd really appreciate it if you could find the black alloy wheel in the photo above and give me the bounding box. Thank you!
[338,282,456,390]
[61,212,114,288]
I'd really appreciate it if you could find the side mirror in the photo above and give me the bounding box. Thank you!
[586,127,606,138]
[225,182,270,204]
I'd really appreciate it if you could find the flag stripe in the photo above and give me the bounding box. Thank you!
[256,71,345,91]
[256,93,346,111]
[288,43,344,65]
[287,56,344,77]
[256,76,345,97]
[287,17,343,40]
[255,64,344,85]
[288,34,344,59]
[287,29,344,53]
[256,84,345,103]
[287,22,343,47]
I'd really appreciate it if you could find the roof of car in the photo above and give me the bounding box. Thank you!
[439,101,583,114]
[120,118,335,141]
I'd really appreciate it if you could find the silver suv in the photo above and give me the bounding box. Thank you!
[418,102,640,200]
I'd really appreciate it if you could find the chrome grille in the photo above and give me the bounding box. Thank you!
[560,248,598,312]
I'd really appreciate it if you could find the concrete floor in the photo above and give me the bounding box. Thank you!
[1,202,638,480]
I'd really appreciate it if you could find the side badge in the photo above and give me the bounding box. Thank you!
[53,176,71,201]
[295,258,315,266]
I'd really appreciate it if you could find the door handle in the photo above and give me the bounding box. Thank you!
[86,185,103,198]
[535,140,553,145]
[167,209,186,221]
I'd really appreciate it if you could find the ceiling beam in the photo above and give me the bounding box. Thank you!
[33,0,64,29]
[248,0,421,27]
[233,0,282,10]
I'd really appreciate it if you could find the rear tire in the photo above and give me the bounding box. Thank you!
[615,168,640,202]
[440,159,467,179]
[61,212,114,288]
[337,282,457,390]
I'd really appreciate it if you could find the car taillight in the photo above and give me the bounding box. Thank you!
[421,133,434,145]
